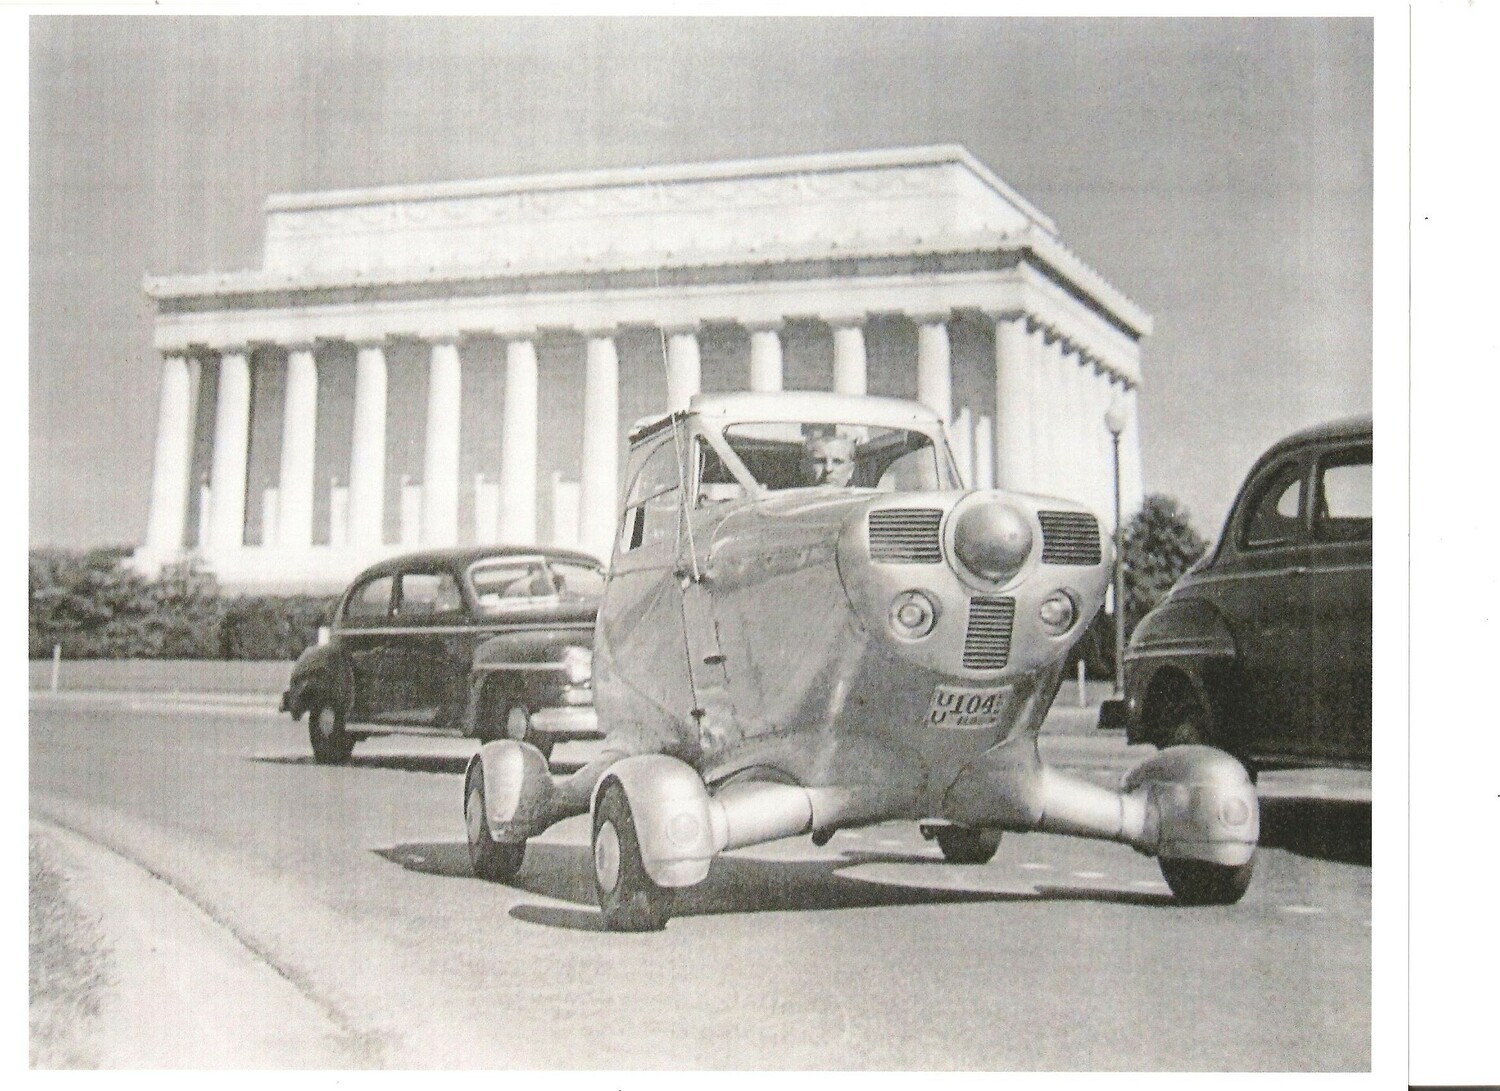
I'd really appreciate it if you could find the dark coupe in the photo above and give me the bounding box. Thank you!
[281,547,603,763]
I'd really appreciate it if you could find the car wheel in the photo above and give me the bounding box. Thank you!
[1156,676,1211,748]
[307,702,355,764]
[464,766,526,883]
[506,705,554,762]
[592,779,673,932]
[1160,855,1255,906]
[935,826,1002,864]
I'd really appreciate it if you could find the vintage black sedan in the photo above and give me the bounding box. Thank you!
[281,547,603,763]
[1105,415,1372,777]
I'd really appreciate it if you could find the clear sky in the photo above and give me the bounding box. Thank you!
[28,15,1372,549]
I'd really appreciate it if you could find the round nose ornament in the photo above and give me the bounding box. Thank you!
[952,501,1034,584]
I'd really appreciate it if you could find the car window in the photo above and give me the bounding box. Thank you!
[550,560,606,602]
[344,575,394,622]
[695,438,747,506]
[721,421,951,491]
[620,439,682,553]
[396,572,464,618]
[469,560,556,611]
[1313,445,1372,543]
[1241,458,1306,549]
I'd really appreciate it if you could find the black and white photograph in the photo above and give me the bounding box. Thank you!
[17,5,1453,1079]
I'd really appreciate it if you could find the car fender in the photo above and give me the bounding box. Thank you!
[285,643,352,718]
[590,754,718,888]
[1121,744,1259,866]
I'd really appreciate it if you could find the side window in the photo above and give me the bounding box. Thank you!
[550,560,606,602]
[470,560,556,610]
[619,439,683,553]
[396,572,464,618]
[1313,445,1372,542]
[1240,459,1307,549]
[344,575,394,622]
[695,438,746,506]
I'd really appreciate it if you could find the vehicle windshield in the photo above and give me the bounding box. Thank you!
[467,558,603,612]
[717,421,956,493]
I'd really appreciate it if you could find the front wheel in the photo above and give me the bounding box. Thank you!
[592,780,673,932]
[935,826,1002,864]
[465,767,526,883]
[1160,855,1255,905]
[307,702,355,765]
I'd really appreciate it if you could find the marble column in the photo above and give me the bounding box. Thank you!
[665,327,701,411]
[499,335,539,543]
[348,341,388,551]
[1063,344,1089,505]
[974,414,995,489]
[1028,323,1054,496]
[830,317,867,396]
[747,321,784,393]
[277,344,318,550]
[421,339,462,546]
[914,314,953,422]
[580,331,620,561]
[952,406,974,488]
[142,353,196,556]
[993,315,1033,491]
[208,346,252,552]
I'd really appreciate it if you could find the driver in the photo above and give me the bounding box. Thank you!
[802,431,857,487]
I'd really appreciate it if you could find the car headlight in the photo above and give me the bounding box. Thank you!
[1038,590,1077,634]
[889,590,939,640]
[561,645,593,684]
[951,500,1034,585]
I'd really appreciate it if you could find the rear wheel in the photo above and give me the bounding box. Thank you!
[465,766,526,883]
[307,702,354,765]
[592,779,673,932]
[935,826,1002,864]
[1160,855,1255,905]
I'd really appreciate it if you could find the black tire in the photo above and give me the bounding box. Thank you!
[506,705,554,762]
[935,826,1002,864]
[465,766,526,883]
[1155,675,1211,748]
[1160,855,1255,905]
[307,702,355,765]
[592,779,673,932]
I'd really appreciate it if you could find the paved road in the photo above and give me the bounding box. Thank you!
[30,693,1370,1070]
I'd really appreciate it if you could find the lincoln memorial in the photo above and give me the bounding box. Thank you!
[133,145,1149,592]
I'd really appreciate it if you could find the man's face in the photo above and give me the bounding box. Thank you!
[804,435,856,486]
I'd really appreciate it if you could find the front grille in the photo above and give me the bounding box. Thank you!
[1038,510,1102,565]
[868,508,943,563]
[963,597,1016,670]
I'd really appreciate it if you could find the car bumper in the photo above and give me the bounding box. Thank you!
[530,705,600,740]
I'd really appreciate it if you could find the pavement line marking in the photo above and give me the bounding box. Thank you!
[1018,862,1053,871]
[1281,905,1327,915]
[1130,879,1168,889]
[1071,871,1106,880]
[876,839,902,847]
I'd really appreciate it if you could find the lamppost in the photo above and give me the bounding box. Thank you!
[1103,399,1128,696]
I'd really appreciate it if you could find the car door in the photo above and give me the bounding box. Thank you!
[339,572,397,722]
[597,428,699,748]
[388,569,470,728]
[1199,449,1315,758]
[1302,440,1373,764]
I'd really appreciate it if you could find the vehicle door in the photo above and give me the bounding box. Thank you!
[386,569,470,728]
[338,573,398,723]
[1302,440,1373,764]
[1199,449,1315,758]
[598,426,699,748]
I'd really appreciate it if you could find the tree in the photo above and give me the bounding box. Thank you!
[1075,493,1209,677]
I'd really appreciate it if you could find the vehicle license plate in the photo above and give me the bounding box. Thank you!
[926,685,1009,730]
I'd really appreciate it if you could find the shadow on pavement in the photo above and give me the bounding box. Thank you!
[1258,796,1371,866]
[375,840,1178,930]
[252,753,471,776]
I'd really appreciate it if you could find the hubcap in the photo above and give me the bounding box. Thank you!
[315,709,332,739]
[506,706,529,742]
[594,820,621,894]
[466,784,484,845]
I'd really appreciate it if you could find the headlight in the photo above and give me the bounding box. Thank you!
[889,590,939,640]
[951,500,1033,585]
[561,645,593,684]
[1038,590,1077,634]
